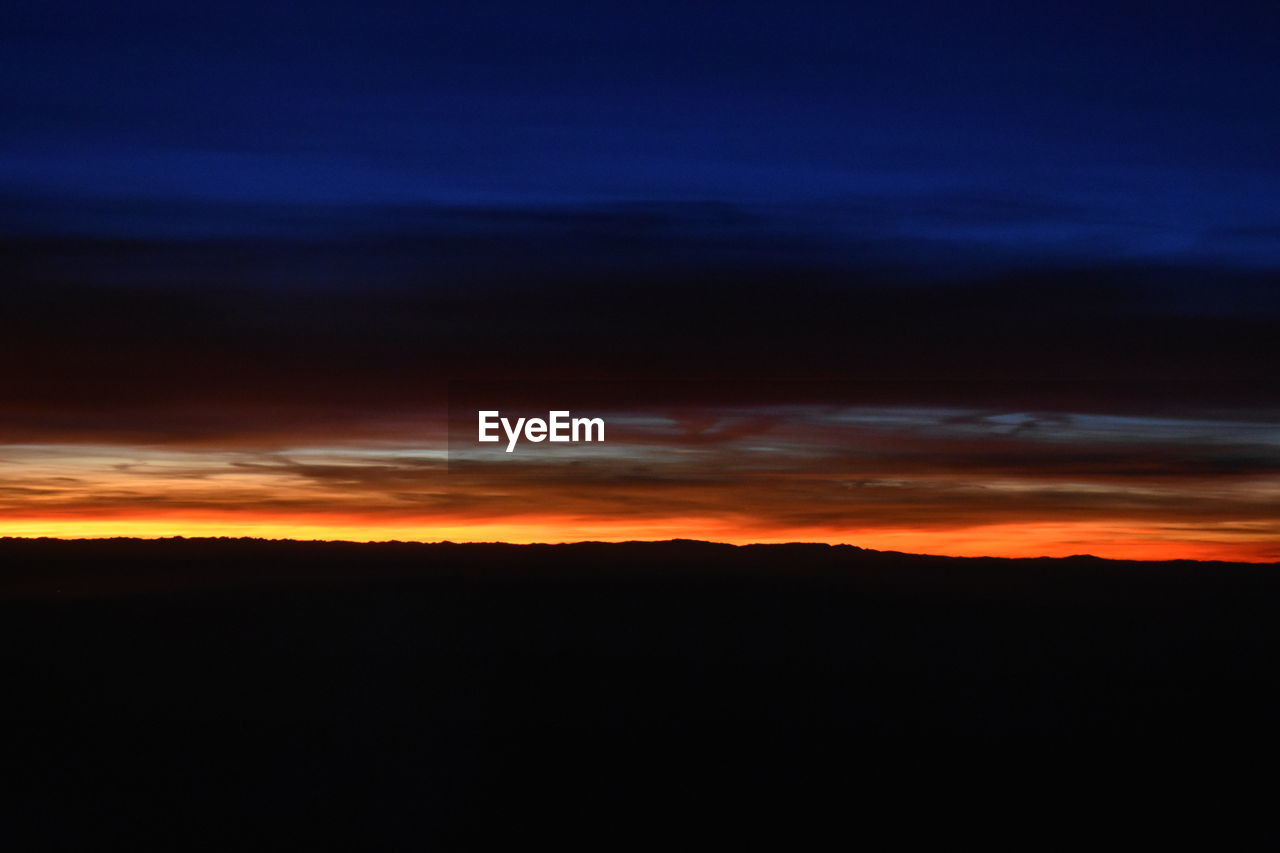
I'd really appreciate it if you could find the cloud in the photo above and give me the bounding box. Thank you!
[2,219,1277,452]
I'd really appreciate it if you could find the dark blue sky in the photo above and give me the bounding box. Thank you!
[4,0,1279,268]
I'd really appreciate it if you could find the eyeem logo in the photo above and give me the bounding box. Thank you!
[478,410,605,452]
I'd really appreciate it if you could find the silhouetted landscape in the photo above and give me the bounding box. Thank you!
[4,537,1279,843]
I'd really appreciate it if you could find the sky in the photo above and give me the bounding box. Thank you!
[2,0,1278,559]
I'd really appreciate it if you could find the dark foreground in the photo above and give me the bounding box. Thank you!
[3,538,1277,845]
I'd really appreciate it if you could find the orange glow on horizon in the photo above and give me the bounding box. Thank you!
[2,513,1275,563]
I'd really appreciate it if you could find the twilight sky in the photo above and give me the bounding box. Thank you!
[2,0,1278,558]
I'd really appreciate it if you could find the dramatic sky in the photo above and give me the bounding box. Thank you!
[2,0,1278,559]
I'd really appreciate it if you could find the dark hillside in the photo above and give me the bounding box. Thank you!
[3,538,1277,844]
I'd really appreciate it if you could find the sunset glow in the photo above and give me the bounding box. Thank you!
[4,400,1276,561]
[3,515,1275,562]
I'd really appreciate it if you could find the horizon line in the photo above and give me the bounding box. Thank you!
[3,535,1276,565]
